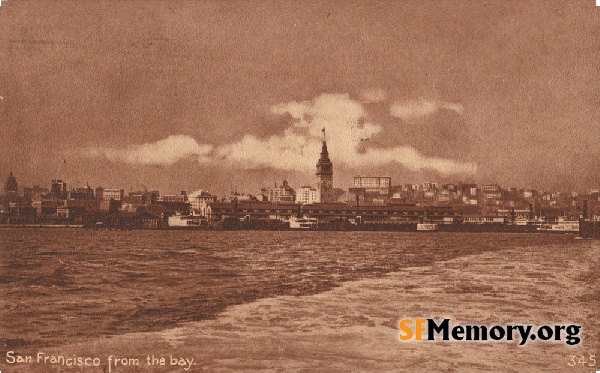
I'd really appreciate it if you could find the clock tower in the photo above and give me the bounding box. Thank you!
[316,129,334,203]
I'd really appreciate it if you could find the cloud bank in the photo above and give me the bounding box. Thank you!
[390,99,464,120]
[84,93,476,175]
[86,135,213,165]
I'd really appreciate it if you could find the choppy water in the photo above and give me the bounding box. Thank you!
[0,229,582,351]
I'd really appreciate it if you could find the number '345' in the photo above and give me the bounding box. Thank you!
[568,354,596,367]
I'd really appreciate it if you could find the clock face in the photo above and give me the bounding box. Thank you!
[322,179,331,189]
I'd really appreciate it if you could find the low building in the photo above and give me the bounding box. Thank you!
[263,180,296,203]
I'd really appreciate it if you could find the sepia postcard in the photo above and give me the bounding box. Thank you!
[0,1,599,372]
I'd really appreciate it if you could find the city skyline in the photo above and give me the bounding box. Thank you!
[1,1,599,196]
[3,168,598,201]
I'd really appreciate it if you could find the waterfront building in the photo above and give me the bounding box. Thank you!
[121,191,156,212]
[156,192,190,215]
[331,188,347,203]
[0,173,34,220]
[523,189,537,199]
[263,180,296,203]
[36,178,69,216]
[69,186,95,200]
[24,185,49,202]
[301,203,454,224]
[125,190,160,205]
[188,190,217,215]
[221,191,258,203]
[438,189,450,203]
[41,194,66,215]
[424,189,436,199]
[0,182,45,219]
[157,194,187,203]
[352,177,391,195]
[316,130,334,203]
[64,186,98,217]
[51,179,68,198]
[461,183,478,205]
[422,182,439,191]
[480,184,502,212]
[349,178,401,205]
[102,188,125,201]
[295,186,318,205]
[204,199,454,226]
[94,187,125,211]
[31,195,43,215]
[207,201,299,222]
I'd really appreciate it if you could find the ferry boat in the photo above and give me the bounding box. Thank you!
[537,218,579,233]
[514,217,529,226]
[288,217,318,229]
[417,223,438,231]
[167,213,206,228]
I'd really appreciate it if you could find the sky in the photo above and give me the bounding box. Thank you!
[1,1,599,195]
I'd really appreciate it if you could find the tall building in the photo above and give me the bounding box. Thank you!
[316,130,334,203]
[4,171,18,197]
[188,190,217,214]
[51,179,67,195]
[50,179,68,200]
[295,186,318,205]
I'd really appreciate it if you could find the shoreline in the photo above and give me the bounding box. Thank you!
[0,224,585,234]
[3,240,597,372]
[0,224,84,228]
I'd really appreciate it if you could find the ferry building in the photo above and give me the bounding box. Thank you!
[316,131,334,203]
